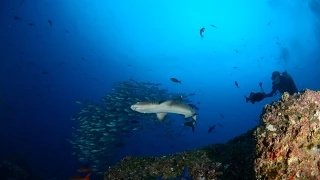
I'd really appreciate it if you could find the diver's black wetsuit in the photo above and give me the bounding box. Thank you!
[264,71,298,98]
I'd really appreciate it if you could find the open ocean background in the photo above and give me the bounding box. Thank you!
[0,0,319,179]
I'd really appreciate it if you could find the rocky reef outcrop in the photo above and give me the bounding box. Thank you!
[255,89,320,179]
[104,89,320,180]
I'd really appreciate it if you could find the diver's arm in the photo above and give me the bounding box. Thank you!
[264,85,277,98]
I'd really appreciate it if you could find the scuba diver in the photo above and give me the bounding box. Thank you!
[245,70,298,104]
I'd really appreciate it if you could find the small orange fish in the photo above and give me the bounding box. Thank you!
[69,173,91,180]
[77,167,92,173]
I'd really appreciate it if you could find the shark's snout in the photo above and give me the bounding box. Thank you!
[130,105,136,111]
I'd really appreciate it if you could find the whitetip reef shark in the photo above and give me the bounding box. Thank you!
[130,98,197,131]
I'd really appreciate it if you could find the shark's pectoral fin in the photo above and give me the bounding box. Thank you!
[156,113,167,121]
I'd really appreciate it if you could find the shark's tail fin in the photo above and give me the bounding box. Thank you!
[183,120,196,133]
[192,113,197,121]
[191,120,196,133]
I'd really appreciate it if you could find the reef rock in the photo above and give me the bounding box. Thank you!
[255,89,320,179]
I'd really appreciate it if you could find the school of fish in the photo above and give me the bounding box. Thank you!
[67,79,194,175]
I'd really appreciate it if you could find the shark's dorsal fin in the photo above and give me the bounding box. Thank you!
[159,100,174,106]
[160,96,183,107]
[156,113,167,121]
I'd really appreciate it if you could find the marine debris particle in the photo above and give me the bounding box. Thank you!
[255,89,320,179]
[69,79,192,175]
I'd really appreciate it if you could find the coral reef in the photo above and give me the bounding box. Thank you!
[104,89,320,180]
[255,89,320,179]
[104,128,256,180]
[104,150,224,179]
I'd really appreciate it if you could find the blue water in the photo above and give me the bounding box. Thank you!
[1,0,320,179]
